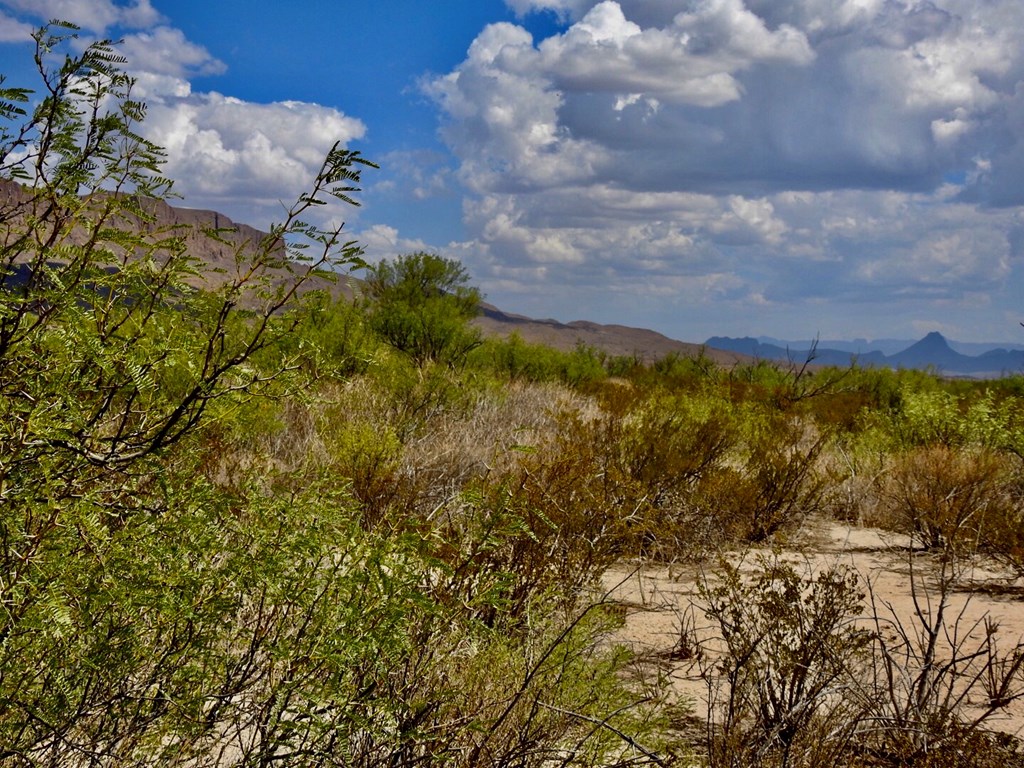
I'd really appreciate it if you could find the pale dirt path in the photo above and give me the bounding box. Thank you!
[603,520,1024,738]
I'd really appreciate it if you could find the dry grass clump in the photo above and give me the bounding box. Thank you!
[836,444,1024,581]
[874,445,1012,553]
[693,424,827,545]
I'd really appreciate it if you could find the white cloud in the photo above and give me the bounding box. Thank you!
[673,0,814,65]
[571,2,641,44]
[712,196,788,245]
[0,10,31,41]
[931,110,973,146]
[0,0,162,33]
[373,151,454,201]
[424,22,607,193]
[120,27,226,79]
[534,1,813,107]
[142,93,366,220]
[354,224,433,264]
[430,0,1024,339]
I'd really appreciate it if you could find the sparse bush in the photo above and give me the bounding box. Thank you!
[695,418,828,544]
[407,598,673,768]
[700,556,871,768]
[456,426,632,619]
[615,393,738,560]
[857,554,1024,766]
[697,550,1024,768]
[875,445,1011,554]
[817,429,889,525]
[976,457,1024,577]
[882,388,1022,451]
[564,342,611,387]
[618,394,736,507]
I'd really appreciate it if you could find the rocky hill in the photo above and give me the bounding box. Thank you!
[0,179,353,302]
[3,181,748,365]
[23,180,1016,374]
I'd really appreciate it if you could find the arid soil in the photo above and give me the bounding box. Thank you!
[605,520,1024,740]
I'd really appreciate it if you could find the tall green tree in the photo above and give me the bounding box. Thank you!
[364,251,482,368]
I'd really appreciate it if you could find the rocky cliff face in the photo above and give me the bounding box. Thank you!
[0,180,355,299]
[2,180,276,277]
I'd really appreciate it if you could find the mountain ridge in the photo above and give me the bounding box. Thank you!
[474,303,748,366]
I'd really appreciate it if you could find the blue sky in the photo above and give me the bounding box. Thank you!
[3,0,1024,344]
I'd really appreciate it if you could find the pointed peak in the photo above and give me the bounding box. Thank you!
[908,331,952,350]
[888,331,962,368]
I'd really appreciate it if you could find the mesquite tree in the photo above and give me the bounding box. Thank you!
[0,22,382,765]
[364,251,482,368]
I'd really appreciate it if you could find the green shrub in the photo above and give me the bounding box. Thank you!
[284,291,380,378]
[650,349,723,390]
[321,415,405,525]
[364,252,482,369]
[469,332,569,382]
[877,387,1023,452]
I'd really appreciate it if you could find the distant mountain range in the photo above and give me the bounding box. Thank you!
[705,332,1024,377]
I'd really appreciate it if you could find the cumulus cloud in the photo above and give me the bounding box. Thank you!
[424,22,608,193]
[137,74,365,229]
[142,93,365,217]
[0,0,162,33]
[533,0,814,108]
[432,0,1024,339]
[0,1,368,229]
[120,26,226,79]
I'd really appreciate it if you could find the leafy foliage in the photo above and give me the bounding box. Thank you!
[364,251,482,368]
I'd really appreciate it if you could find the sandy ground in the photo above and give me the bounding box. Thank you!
[604,520,1024,740]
